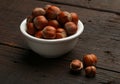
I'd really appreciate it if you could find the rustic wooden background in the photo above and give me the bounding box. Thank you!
[0,0,120,84]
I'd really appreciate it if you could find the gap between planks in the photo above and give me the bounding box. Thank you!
[0,42,120,74]
[38,0,120,15]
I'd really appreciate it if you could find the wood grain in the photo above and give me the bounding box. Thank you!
[43,0,120,14]
[0,0,120,71]
[0,45,120,84]
[0,0,120,83]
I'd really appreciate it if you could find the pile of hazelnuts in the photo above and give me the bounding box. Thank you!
[26,5,79,39]
[70,54,98,77]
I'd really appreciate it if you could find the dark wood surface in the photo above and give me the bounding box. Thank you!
[0,0,120,84]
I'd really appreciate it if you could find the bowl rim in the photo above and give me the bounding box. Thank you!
[20,19,84,43]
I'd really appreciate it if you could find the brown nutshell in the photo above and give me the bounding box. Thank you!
[27,23,36,35]
[35,31,43,38]
[85,66,96,77]
[48,20,60,28]
[32,7,46,17]
[44,5,52,10]
[57,11,72,25]
[42,26,56,39]
[83,54,98,67]
[27,15,34,23]
[34,16,48,30]
[71,12,79,25]
[70,59,83,72]
[65,22,77,35]
[46,6,61,20]
[56,28,67,39]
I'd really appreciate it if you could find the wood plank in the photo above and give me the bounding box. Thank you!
[0,45,120,84]
[0,0,50,48]
[0,0,120,73]
[43,0,120,14]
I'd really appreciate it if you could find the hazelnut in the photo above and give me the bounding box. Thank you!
[35,30,43,38]
[44,5,52,10]
[46,5,61,20]
[71,12,79,25]
[70,59,83,72]
[32,7,46,17]
[47,20,60,28]
[27,15,34,23]
[83,54,98,67]
[56,28,67,39]
[26,5,80,40]
[64,22,77,35]
[42,26,56,39]
[57,11,72,25]
[34,16,48,30]
[26,22,36,35]
[85,66,96,77]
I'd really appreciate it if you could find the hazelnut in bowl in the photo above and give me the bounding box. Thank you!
[20,19,84,58]
[20,5,84,58]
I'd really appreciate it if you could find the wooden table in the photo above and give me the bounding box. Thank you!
[0,0,120,84]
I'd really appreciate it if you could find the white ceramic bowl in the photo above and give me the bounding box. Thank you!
[20,19,84,58]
